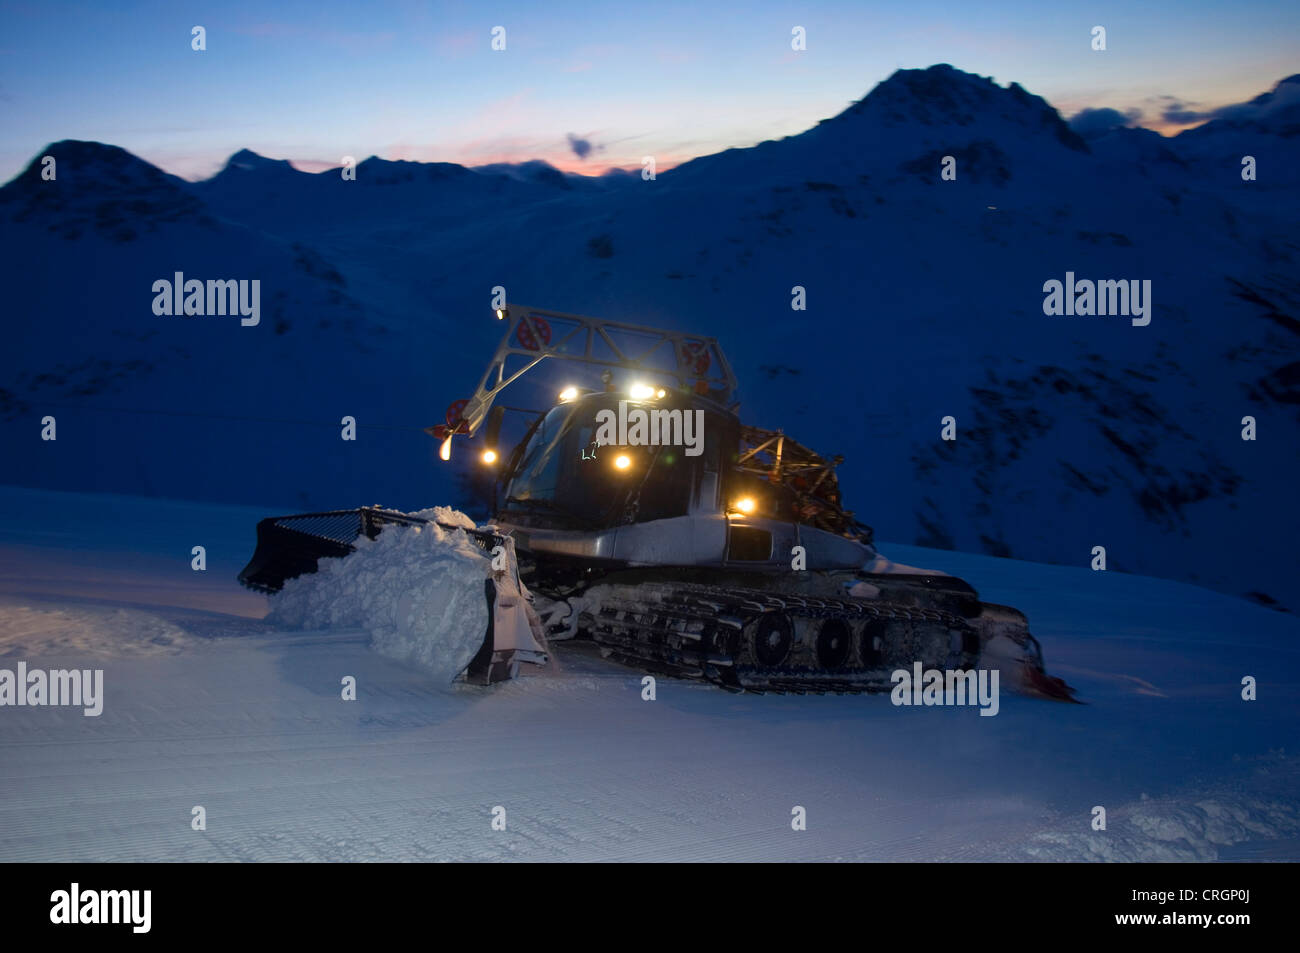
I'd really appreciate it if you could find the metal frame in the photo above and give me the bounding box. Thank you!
[736,427,841,490]
[734,425,868,539]
[442,304,739,441]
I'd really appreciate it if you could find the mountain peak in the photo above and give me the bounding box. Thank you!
[471,159,574,188]
[221,149,296,174]
[4,140,179,189]
[830,64,1088,153]
[0,140,207,238]
[353,155,474,185]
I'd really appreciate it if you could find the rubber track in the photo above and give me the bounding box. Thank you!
[580,581,978,695]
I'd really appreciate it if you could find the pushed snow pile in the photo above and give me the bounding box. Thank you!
[267,508,490,685]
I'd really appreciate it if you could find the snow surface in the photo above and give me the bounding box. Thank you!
[1,486,1297,862]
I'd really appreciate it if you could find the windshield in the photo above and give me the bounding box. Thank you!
[502,397,696,527]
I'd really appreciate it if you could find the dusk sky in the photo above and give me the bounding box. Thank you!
[2,0,1298,182]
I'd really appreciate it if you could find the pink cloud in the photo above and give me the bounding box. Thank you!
[374,136,694,177]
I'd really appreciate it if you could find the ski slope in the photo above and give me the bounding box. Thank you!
[0,485,1297,862]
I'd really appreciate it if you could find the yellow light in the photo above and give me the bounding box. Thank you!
[629,383,655,399]
[614,454,632,470]
[481,449,498,464]
[439,435,452,461]
[655,388,666,398]
[559,386,579,401]
[734,497,756,514]
[496,308,506,320]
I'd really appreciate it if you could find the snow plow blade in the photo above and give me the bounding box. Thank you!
[236,507,487,593]
[238,507,546,684]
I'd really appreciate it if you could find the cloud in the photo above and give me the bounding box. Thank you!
[566,133,593,160]
[1068,106,1142,138]
[1156,75,1300,126]
[1156,98,1207,124]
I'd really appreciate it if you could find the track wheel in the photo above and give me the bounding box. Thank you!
[751,614,794,668]
[949,627,980,670]
[859,619,887,667]
[815,619,852,669]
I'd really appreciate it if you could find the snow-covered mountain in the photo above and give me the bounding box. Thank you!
[1,64,1296,610]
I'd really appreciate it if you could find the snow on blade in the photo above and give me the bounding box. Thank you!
[267,509,490,685]
[411,505,478,531]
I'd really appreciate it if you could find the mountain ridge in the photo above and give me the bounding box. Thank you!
[2,63,1296,612]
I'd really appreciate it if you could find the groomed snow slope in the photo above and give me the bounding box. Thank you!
[0,486,1297,862]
